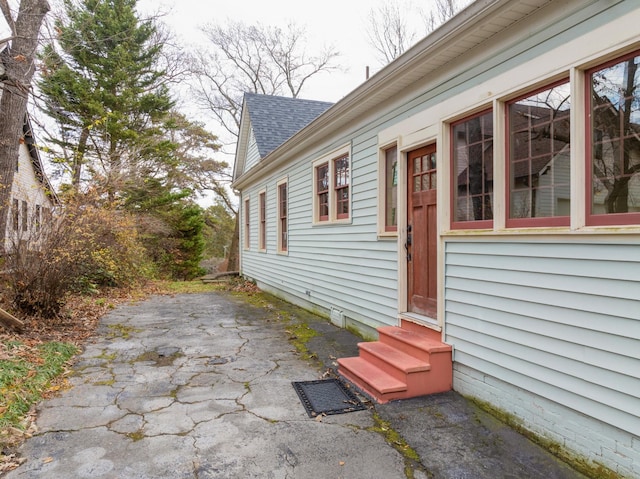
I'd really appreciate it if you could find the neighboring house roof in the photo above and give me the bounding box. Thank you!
[234,93,333,180]
[22,115,59,204]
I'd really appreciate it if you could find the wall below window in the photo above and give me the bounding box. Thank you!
[455,363,640,478]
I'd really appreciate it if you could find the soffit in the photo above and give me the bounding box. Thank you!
[233,0,554,189]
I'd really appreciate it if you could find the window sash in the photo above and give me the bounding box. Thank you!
[334,155,349,219]
[506,80,571,227]
[278,182,288,252]
[587,50,640,226]
[384,146,398,232]
[244,199,250,248]
[451,109,494,229]
[259,192,266,250]
[316,163,329,221]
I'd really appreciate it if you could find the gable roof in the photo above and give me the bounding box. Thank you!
[245,93,333,159]
[22,116,59,204]
[234,93,333,180]
[232,0,561,190]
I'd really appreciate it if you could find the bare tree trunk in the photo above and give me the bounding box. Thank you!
[72,126,90,188]
[0,0,50,252]
[226,214,239,272]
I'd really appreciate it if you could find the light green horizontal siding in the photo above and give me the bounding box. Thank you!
[444,240,640,437]
[240,130,398,328]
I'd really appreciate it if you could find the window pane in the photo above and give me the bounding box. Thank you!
[334,155,349,187]
[316,164,328,193]
[385,146,398,230]
[509,81,571,220]
[278,183,287,251]
[452,111,494,223]
[590,52,640,216]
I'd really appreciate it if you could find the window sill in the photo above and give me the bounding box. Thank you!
[312,218,352,226]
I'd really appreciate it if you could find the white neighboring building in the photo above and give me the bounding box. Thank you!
[3,116,58,253]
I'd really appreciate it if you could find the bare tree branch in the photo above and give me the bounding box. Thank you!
[190,19,342,143]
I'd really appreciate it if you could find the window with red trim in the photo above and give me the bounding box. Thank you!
[451,110,494,228]
[244,198,250,249]
[316,163,329,221]
[278,182,288,252]
[384,146,398,232]
[507,80,571,227]
[587,50,640,226]
[334,155,349,219]
[258,191,266,250]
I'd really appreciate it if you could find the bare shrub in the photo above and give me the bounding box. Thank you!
[3,198,150,318]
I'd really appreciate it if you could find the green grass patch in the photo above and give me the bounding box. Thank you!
[107,324,141,339]
[160,280,226,294]
[368,411,428,479]
[0,341,78,429]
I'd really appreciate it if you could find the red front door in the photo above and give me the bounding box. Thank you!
[407,145,437,318]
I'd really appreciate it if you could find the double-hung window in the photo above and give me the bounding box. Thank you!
[313,145,351,223]
[587,49,640,226]
[506,80,571,227]
[258,191,266,251]
[383,145,398,233]
[277,179,288,253]
[451,110,494,229]
[316,163,329,221]
[243,198,250,249]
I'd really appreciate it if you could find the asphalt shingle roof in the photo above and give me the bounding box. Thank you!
[244,93,333,159]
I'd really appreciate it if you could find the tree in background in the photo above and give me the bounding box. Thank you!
[202,201,235,260]
[192,20,341,141]
[0,0,50,250]
[36,0,227,280]
[366,0,471,65]
[37,0,174,198]
[191,20,341,271]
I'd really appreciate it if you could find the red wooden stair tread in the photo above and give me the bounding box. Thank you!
[338,357,407,393]
[358,341,431,373]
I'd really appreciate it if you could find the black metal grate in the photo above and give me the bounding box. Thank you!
[292,379,366,417]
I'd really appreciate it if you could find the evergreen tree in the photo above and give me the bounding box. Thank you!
[38,0,174,198]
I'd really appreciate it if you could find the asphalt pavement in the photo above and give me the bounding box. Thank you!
[5,290,587,479]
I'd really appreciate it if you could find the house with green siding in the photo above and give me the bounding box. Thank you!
[232,1,640,476]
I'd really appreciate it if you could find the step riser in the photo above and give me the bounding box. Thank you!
[339,363,450,403]
[338,325,453,404]
[339,367,406,404]
[359,347,426,384]
[378,332,432,362]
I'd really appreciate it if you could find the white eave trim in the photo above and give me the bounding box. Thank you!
[232,0,554,190]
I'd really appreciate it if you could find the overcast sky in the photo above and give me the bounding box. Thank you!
[136,0,395,103]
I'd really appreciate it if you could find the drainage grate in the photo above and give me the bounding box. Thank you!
[292,379,366,417]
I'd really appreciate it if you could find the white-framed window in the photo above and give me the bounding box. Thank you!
[312,144,351,224]
[277,177,288,253]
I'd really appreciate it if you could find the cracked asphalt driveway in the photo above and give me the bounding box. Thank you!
[6,292,411,479]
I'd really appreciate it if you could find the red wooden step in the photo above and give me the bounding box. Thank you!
[378,326,451,361]
[337,356,406,399]
[358,341,430,376]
